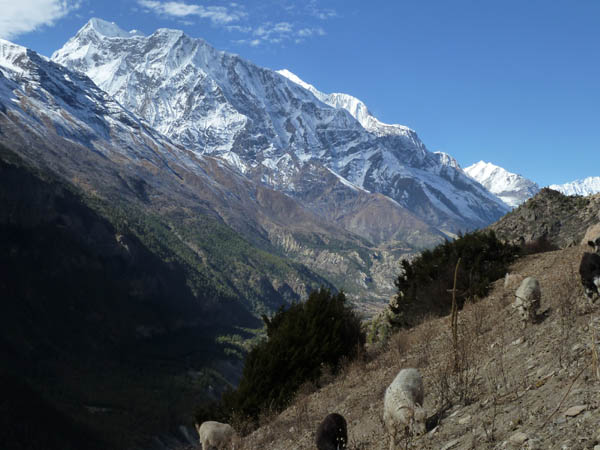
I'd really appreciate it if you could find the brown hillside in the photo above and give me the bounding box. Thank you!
[232,243,600,449]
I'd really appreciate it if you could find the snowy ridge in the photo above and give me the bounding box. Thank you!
[464,161,540,208]
[277,68,415,138]
[549,177,600,196]
[0,37,215,182]
[0,39,39,76]
[52,19,509,233]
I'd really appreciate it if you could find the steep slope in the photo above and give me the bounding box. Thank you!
[464,160,540,208]
[0,150,260,449]
[52,18,508,235]
[237,244,600,450]
[549,176,600,196]
[0,37,334,312]
[3,35,439,306]
[490,188,600,248]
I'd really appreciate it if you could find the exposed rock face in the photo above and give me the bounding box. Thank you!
[0,37,409,305]
[490,188,600,248]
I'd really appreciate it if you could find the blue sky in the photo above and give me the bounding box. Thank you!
[3,0,599,187]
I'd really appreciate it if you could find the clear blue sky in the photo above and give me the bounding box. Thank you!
[4,0,599,187]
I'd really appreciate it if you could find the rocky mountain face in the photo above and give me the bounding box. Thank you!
[549,176,600,196]
[0,37,343,308]
[52,18,509,237]
[464,160,540,208]
[489,188,600,248]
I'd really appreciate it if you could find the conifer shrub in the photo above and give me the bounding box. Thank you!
[221,288,365,424]
[519,235,559,255]
[389,230,519,327]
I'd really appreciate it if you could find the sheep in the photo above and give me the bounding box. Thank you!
[513,277,541,325]
[383,368,426,449]
[315,413,348,450]
[195,421,235,450]
[504,272,523,291]
[580,237,600,303]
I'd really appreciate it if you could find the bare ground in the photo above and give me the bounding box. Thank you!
[231,244,600,450]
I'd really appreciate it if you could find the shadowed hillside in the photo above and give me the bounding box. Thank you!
[0,149,268,448]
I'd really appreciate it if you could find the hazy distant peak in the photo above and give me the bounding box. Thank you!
[464,161,540,208]
[549,176,600,196]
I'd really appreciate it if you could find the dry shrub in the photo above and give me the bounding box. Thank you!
[388,328,411,363]
[553,266,582,367]
[425,306,489,422]
[409,314,439,368]
[520,236,559,255]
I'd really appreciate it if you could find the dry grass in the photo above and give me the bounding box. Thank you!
[233,246,600,449]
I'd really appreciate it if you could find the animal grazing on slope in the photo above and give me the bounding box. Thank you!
[383,368,426,450]
[513,276,541,325]
[316,413,348,450]
[195,421,236,450]
[580,237,600,303]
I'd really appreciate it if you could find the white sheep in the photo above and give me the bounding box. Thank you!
[195,421,235,450]
[513,277,541,325]
[383,368,426,449]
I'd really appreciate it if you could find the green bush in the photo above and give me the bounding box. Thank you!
[390,230,519,327]
[222,288,365,423]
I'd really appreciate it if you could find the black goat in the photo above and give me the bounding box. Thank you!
[316,413,347,450]
[580,237,600,303]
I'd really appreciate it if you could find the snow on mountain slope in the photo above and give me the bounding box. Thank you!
[2,37,433,305]
[464,161,540,208]
[53,18,509,233]
[0,38,363,302]
[277,68,417,139]
[549,177,600,196]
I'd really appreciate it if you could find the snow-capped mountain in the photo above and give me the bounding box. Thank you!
[549,177,600,196]
[2,36,437,305]
[0,37,355,302]
[464,161,540,208]
[53,18,509,233]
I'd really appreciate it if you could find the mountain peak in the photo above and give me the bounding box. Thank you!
[53,19,510,232]
[277,68,415,138]
[277,69,317,93]
[434,151,461,169]
[82,18,144,39]
[464,161,540,208]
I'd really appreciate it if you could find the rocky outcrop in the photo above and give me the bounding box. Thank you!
[490,188,600,248]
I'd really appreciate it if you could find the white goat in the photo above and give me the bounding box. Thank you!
[513,277,541,325]
[195,421,235,450]
[383,368,426,449]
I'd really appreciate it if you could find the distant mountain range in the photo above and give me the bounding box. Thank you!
[464,161,600,207]
[549,176,600,196]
